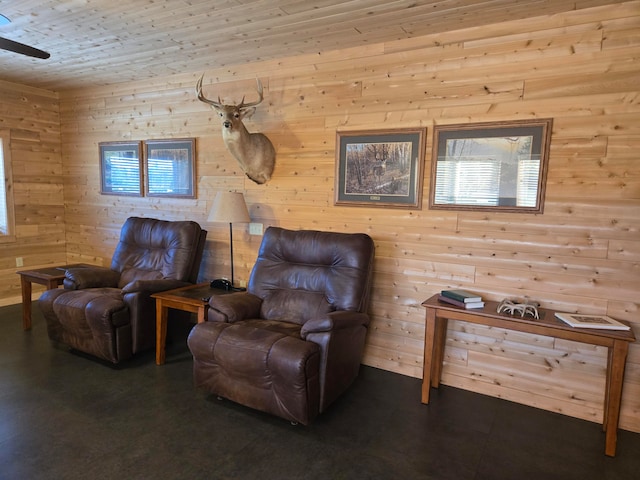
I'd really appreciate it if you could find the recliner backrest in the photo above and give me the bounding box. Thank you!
[248,227,375,324]
[111,217,206,287]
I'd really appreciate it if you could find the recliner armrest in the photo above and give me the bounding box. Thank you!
[121,279,190,294]
[208,292,262,323]
[64,266,120,290]
[301,310,370,338]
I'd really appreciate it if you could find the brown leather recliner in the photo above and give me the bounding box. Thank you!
[39,217,207,364]
[187,226,375,425]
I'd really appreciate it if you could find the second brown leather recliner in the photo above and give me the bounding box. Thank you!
[187,226,375,425]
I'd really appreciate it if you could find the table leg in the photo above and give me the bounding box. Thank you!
[20,277,32,331]
[422,308,437,404]
[196,305,208,324]
[603,345,613,431]
[155,300,169,365]
[604,340,629,457]
[432,316,448,387]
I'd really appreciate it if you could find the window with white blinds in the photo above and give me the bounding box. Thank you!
[147,157,193,196]
[0,129,16,241]
[106,155,141,194]
[435,155,541,207]
[434,156,501,206]
[516,158,541,207]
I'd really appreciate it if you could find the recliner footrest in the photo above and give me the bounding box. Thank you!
[188,321,321,425]
[41,287,130,363]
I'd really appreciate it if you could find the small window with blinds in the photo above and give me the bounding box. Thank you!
[429,119,552,214]
[0,129,16,242]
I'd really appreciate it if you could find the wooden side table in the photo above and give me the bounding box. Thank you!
[17,264,91,330]
[152,282,229,365]
[421,294,636,457]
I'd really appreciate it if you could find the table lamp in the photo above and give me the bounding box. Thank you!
[207,191,251,290]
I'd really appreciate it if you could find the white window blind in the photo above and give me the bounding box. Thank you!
[0,137,7,234]
[147,158,175,194]
[434,156,501,206]
[106,156,140,194]
[0,129,15,241]
[517,157,541,207]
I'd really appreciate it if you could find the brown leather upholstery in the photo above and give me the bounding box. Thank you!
[187,226,374,425]
[39,217,207,364]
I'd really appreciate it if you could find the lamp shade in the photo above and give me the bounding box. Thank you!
[207,191,251,224]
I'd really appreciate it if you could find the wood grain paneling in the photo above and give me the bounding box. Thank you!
[2,1,631,91]
[2,2,639,433]
[0,80,66,304]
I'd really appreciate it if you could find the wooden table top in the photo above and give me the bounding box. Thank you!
[422,294,635,344]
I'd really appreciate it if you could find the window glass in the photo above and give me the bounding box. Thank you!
[0,130,16,242]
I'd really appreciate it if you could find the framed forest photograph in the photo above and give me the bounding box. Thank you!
[334,128,426,209]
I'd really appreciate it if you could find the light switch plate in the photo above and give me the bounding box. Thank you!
[249,223,263,236]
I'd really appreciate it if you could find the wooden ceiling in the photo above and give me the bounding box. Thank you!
[0,0,628,92]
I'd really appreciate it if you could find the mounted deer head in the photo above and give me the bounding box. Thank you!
[196,75,276,184]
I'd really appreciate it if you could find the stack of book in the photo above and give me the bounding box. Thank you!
[438,289,484,309]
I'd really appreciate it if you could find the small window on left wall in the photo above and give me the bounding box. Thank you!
[0,129,16,243]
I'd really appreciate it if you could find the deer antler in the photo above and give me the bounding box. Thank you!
[238,78,264,109]
[196,75,264,110]
[195,74,223,108]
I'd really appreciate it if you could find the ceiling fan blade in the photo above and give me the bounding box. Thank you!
[0,36,49,59]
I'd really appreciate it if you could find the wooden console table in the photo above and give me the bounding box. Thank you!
[421,294,635,457]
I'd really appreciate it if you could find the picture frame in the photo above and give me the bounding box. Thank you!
[554,312,630,331]
[429,119,552,214]
[144,138,196,198]
[99,141,143,196]
[335,128,426,209]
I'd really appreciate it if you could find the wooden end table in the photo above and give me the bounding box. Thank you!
[17,264,91,330]
[421,294,636,457]
[152,282,230,365]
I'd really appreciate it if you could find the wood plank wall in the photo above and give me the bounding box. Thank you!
[0,80,66,301]
[2,2,639,432]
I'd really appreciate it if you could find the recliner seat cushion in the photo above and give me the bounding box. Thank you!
[260,290,333,325]
[118,267,164,288]
[237,318,304,338]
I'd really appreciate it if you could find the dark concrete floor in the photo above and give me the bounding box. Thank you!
[1,302,639,480]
